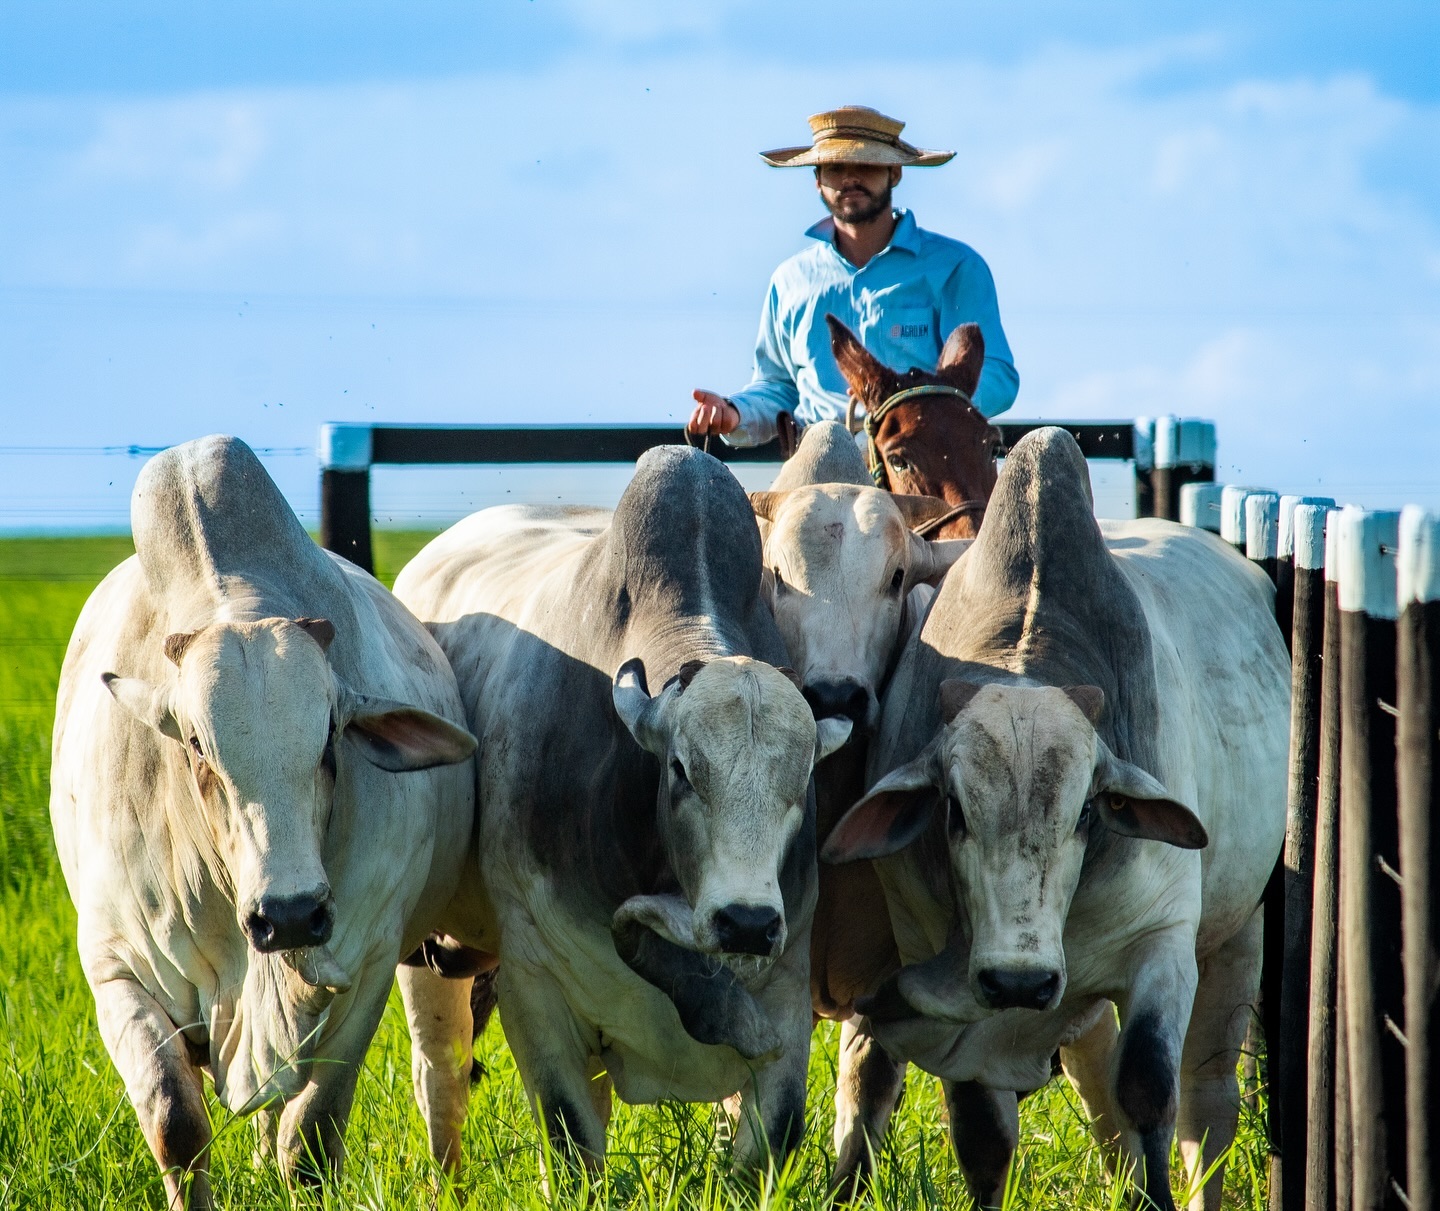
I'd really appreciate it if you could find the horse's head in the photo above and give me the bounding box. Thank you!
[827,315,1001,539]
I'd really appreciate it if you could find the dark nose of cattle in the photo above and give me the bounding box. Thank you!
[976,967,1061,1011]
[244,893,335,952]
[802,679,869,730]
[714,904,783,956]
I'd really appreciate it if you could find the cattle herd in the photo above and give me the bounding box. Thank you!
[49,336,1295,1211]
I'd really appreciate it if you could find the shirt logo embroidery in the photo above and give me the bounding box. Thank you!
[890,322,930,339]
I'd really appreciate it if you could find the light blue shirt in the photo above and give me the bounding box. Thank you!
[725,208,1019,447]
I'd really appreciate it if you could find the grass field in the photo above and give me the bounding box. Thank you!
[0,532,1271,1209]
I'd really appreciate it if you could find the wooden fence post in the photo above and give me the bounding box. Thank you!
[1248,493,1281,584]
[1133,417,1156,518]
[1222,485,1262,550]
[1398,508,1439,1211]
[1309,512,1348,1211]
[1152,417,1216,520]
[1336,507,1406,1211]
[1279,496,1338,654]
[1180,482,1224,533]
[1280,504,1330,1209]
[318,423,374,574]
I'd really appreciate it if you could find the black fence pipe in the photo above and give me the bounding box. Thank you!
[1336,509,1406,1210]
[1279,505,1330,1210]
[1146,416,1217,521]
[1307,516,1344,1211]
[1398,509,1439,1211]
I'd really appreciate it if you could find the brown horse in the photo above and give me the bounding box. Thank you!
[827,314,1001,540]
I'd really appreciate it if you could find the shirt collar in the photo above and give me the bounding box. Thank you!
[805,207,921,257]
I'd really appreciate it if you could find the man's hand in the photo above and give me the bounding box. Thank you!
[687,390,740,437]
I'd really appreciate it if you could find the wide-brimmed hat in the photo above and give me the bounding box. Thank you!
[760,106,954,168]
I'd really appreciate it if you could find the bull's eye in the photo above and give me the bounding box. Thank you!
[188,736,205,763]
[670,758,689,790]
[946,793,966,838]
[888,453,910,473]
[1076,800,1095,834]
[888,567,905,594]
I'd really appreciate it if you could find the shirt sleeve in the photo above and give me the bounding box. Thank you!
[723,279,800,448]
[938,253,1019,419]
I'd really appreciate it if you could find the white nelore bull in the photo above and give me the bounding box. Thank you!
[50,437,477,1209]
[392,446,849,1178]
[823,428,1289,1211]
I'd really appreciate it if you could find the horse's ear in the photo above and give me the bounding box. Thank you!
[936,323,985,399]
[827,314,899,408]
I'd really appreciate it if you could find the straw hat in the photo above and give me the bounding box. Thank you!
[759,106,954,168]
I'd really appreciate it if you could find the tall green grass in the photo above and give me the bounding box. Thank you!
[0,534,1270,1208]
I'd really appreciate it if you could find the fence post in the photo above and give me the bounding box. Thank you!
[1180,482,1224,533]
[1247,493,1281,584]
[1398,508,1439,1211]
[319,424,374,574]
[1279,496,1338,655]
[1222,485,1262,550]
[1280,504,1330,1210]
[1149,416,1216,521]
[1133,416,1156,518]
[1308,511,1348,1211]
[1336,507,1406,1210]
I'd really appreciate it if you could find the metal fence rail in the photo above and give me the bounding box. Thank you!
[316,416,1216,573]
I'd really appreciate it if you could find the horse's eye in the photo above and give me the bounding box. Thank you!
[889,567,905,594]
[947,793,966,838]
[888,454,910,473]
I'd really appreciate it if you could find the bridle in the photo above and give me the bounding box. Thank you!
[857,383,997,532]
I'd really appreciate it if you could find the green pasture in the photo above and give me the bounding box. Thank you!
[0,533,1271,1208]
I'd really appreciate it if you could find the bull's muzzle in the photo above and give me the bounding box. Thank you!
[713,903,784,958]
[973,966,1062,1012]
[243,889,335,953]
[801,678,871,731]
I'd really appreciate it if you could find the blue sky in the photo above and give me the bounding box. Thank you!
[2,0,1437,528]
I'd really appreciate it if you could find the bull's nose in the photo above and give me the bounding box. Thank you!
[713,904,783,957]
[801,679,869,730]
[244,892,334,953]
[975,967,1061,1011]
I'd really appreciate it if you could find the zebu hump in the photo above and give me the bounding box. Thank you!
[131,435,348,614]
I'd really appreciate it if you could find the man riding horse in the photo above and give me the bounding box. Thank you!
[687,105,1019,448]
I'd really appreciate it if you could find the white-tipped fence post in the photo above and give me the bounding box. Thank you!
[1311,513,1348,1211]
[1336,507,1406,1209]
[1398,508,1439,1211]
[1181,482,1224,532]
[1247,493,1281,584]
[1280,505,1330,1209]
[1222,485,1263,549]
[319,423,374,573]
[1279,496,1338,653]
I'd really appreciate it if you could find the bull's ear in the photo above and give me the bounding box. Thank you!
[821,749,941,863]
[908,535,970,586]
[1092,740,1207,850]
[815,716,853,762]
[341,692,477,772]
[613,658,665,756]
[938,678,985,723]
[102,673,182,740]
[292,617,336,653]
[1062,685,1104,725]
[748,491,786,523]
[163,630,200,666]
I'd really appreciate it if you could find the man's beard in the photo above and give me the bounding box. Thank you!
[824,181,893,225]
